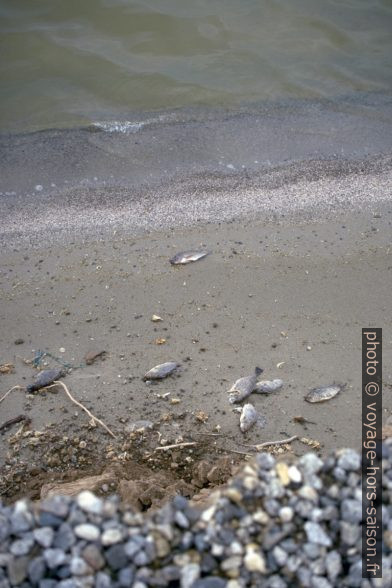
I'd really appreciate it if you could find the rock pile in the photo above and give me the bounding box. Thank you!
[0,442,391,587]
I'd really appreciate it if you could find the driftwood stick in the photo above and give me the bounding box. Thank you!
[45,381,117,439]
[0,415,31,432]
[0,385,22,404]
[155,441,197,451]
[242,435,298,451]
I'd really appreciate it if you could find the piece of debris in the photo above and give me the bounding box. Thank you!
[0,363,14,374]
[300,437,321,449]
[154,441,197,451]
[26,369,65,393]
[195,411,209,423]
[276,362,285,368]
[151,314,163,322]
[170,398,181,405]
[41,469,116,499]
[253,379,283,394]
[84,349,106,365]
[143,362,179,381]
[0,414,31,432]
[242,435,298,451]
[169,250,210,265]
[45,381,117,439]
[228,367,263,404]
[125,420,154,433]
[154,338,166,345]
[305,383,345,403]
[293,415,316,425]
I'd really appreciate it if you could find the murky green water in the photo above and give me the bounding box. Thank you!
[1,0,391,132]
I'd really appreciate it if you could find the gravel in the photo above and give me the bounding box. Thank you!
[0,443,391,587]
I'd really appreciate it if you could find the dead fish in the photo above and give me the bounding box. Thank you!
[169,250,210,265]
[305,383,345,403]
[84,349,106,365]
[26,369,64,393]
[240,403,266,433]
[228,367,263,404]
[143,362,178,381]
[253,379,283,394]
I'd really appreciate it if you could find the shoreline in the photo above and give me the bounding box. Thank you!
[0,94,391,503]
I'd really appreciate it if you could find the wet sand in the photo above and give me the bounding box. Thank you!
[1,202,391,493]
[0,96,391,501]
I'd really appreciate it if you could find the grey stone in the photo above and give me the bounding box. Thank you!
[337,449,361,471]
[70,557,92,576]
[303,543,321,559]
[39,581,58,588]
[7,556,29,585]
[256,453,275,469]
[28,557,47,584]
[191,578,227,588]
[40,496,70,519]
[76,491,103,516]
[82,544,105,571]
[341,499,362,524]
[54,523,76,550]
[133,549,151,566]
[74,524,100,542]
[299,454,324,476]
[304,522,332,547]
[340,521,360,546]
[174,510,189,529]
[10,536,34,556]
[272,545,288,566]
[309,577,332,588]
[268,577,288,588]
[94,572,112,588]
[124,536,144,558]
[180,563,200,588]
[118,566,135,587]
[105,545,127,570]
[0,516,10,543]
[39,512,64,528]
[34,527,55,548]
[325,550,342,582]
[10,502,33,534]
[347,560,362,587]
[44,548,67,569]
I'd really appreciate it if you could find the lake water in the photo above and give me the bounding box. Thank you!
[1,0,391,132]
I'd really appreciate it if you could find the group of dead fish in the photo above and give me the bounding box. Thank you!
[26,249,345,434]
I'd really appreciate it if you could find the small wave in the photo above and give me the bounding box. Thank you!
[92,121,146,133]
[92,113,180,134]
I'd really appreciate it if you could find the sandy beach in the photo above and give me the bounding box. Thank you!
[1,96,391,502]
[1,192,391,502]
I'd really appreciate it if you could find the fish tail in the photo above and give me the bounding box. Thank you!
[255,366,263,376]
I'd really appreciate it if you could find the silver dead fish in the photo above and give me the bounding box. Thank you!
[26,369,64,393]
[169,250,210,265]
[253,379,283,394]
[240,403,266,433]
[305,383,345,403]
[143,362,178,381]
[228,366,263,404]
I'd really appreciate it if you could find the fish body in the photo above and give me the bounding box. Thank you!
[253,379,283,394]
[169,250,210,265]
[27,369,64,393]
[305,383,345,403]
[240,403,266,432]
[143,362,178,381]
[228,366,263,404]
